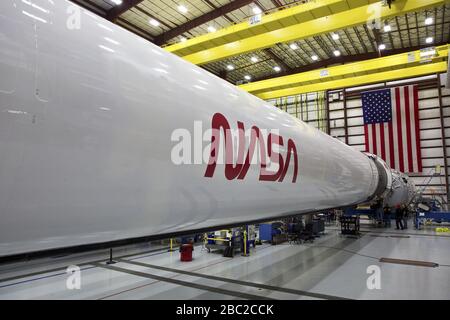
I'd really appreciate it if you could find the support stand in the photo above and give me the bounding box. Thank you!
[106,248,116,264]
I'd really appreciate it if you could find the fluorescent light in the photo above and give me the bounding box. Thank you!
[426,37,434,44]
[244,75,251,81]
[149,19,160,27]
[273,66,281,72]
[178,5,188,13]
[425,17,433,25]
[110,0,123,4]
[331,33,340,40]
[180,36,187,42]
[333,50,341,57]
[252,6,262,15]
[383,24,391,32]
[251,56,258,63]
[207,25,216,32]
[311,55,318,61]
[379,44,386,50]
[226,64,235,71]
[289,43,299,50]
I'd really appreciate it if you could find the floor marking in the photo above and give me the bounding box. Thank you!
[362,230,450,238]
[388,235,411,238]
[96,252,237,299]
[379,257,439,268]
[0,244,272,288]
[327,227,450,238]
[93,262,273,300]
[117,258,350,300]
[0,266,96,289]
[0,247,169,284]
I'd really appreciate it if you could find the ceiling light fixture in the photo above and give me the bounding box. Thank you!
[149,19,160,27]
[252,6,262,15]
[178,5,188,14]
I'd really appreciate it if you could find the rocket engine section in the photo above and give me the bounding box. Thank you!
[384,172,416,208]
[364,153,416,207]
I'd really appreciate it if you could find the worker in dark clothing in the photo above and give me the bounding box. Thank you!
[402,205,409,229]
[383,206,392,227]
[395,205,404,230]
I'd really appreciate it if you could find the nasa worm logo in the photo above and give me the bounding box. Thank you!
[205,113,299,182]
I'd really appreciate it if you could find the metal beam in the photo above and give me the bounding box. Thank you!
[70,0,106,16]
[395,16,405,48]
[203,0,235,24]
[165,0,351,54]
[242,45,448,92]
[134,5,174,30]
[176,0,448,65]
[106,0,144,22]
[154,0,254,45]
[263,48,291,72]
[271,0,284,7]
[257,61,447,99]
[117,18,154,41]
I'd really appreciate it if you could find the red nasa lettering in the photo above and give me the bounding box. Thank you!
[204,113,299,183]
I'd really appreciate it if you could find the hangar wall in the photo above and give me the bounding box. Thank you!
[267,73,450,204]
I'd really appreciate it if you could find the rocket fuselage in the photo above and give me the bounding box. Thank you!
[0,0,411,258]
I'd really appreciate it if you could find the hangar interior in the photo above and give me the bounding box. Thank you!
[1,0,450,300]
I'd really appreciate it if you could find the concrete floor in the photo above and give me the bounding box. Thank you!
[0,224,449,300]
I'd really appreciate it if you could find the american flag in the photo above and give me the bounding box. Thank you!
[362,85,422,173]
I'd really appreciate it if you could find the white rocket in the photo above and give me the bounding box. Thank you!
[0,0,414,258]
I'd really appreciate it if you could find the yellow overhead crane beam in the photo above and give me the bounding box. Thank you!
[174,0,448,65]
[165,0,371,55]
[257,62,447,100]
[240,45,449,94]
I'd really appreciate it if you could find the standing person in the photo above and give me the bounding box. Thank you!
[403,205,409,229]
[395,204,404,230]
[383,206,392,227]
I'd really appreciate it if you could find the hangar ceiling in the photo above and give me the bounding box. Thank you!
[72,0,450,85]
